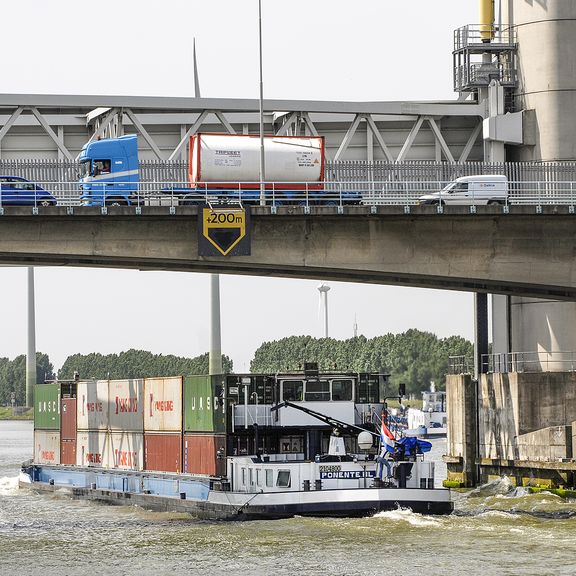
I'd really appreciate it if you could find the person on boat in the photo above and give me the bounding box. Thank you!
[376,448,393,479]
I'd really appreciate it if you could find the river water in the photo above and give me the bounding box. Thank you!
[2,421,576,576]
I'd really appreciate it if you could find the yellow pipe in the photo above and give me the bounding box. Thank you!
[479,0,494,42]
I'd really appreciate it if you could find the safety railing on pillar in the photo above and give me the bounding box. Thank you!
[449,352,576,375]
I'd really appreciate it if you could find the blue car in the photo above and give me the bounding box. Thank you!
[0,176,57,206]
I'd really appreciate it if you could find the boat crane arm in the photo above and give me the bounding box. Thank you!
[271,400,380,438]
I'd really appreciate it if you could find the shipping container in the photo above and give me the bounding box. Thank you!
[108,432,143,471]
[184,375,226,433]
[144,377,183,432]
[144,433,182,473]
[108,379,144,432]
[34,383,61,430]
[60,397,77,440]
[76,431,107,468]
[189,134,325,190]
[60,439,76,465]
[183,433,226,476]
[34,430,60,465]
[77,380,109,430]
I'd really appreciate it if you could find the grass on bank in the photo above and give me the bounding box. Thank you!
[0,406,33,420]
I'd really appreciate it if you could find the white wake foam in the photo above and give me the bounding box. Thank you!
[0,475,19,496]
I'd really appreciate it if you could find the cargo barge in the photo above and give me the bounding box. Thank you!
[21,367,452,519]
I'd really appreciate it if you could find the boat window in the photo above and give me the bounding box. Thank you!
[265,469,273,487]
[256,469,262,487]
[282,380,304,401]
[331,379,353,401]
[249,468,254,486]
[305,379,330,402]
[357,376,380,403]
[276,470,291,488]
[241,468,246,486]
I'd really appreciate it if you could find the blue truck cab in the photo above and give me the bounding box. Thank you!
[78,135,139,205]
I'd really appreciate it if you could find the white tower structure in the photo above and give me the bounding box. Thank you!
[26,267,36,408]
[317,283,331,338]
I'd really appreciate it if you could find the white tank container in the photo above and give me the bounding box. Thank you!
[108,379,144,432]
[144,377,183,432]
[107,431,144,471]
[77,380,109,430]
[189,133,325,189]
[34,430,61,465]
[77,431,108,468]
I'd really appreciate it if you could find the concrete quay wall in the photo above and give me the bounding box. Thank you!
[446,372,576,488]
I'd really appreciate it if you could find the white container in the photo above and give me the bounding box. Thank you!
[77,380,109,430]
[108,379,144,432]
[34,430,60,465]
[107,431,143,471]
[76,431,108,468]
[189,133,324,189]
[144,377,183,432]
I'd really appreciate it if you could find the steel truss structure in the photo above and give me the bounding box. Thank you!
[0,94,485,164]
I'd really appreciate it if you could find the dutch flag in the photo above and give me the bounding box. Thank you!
[380,417,396,454]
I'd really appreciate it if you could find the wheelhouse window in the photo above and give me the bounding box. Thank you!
[282,380,304,402]
[276,470,291,488]
[304,379,330,402]
[331,379,353,401]
[265,469,273,487]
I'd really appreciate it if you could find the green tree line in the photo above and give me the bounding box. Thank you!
[0,353,53,406]
[250,329,472,395]
[58,349,233,380]
[0,350,232,406]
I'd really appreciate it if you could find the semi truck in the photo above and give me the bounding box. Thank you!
[78,133,359,206]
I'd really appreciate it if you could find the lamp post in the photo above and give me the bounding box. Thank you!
[258,0,266,206]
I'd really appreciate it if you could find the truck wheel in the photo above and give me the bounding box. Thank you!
[107,197,127,206]
[487,200,502,206]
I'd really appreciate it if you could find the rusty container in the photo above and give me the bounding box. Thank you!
[61,397,77,440]
[144,433,182,473]
[183,433,226,477]
[60,439,77,465]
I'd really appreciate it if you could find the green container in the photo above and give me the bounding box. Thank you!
[34,383,61,430]
[184,375,226,433]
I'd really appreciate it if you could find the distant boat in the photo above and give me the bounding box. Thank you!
[407,383,447,438]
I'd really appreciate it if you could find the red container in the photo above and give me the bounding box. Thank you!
[144,433,182,473]
[183,433,226,476]
[61,439,77,465]
[61,398,77,441]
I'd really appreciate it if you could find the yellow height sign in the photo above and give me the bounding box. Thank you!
[200,207,250,256]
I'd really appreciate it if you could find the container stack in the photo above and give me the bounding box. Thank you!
[183,375,227,477]
[33,383,61,465]
[108,379,144,471]
[76,379,144,471]
[144,377,183,473]
[33,374,229,478]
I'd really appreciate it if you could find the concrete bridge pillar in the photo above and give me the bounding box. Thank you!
[495,2,576,368]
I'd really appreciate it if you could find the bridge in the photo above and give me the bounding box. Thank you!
[1,204,574,301]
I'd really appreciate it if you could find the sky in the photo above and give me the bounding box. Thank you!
[1,0,480,373]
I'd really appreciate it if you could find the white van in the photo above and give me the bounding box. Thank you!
[418,175,508,206]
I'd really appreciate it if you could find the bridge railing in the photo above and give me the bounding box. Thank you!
[2,178,576,209]
[448,352,576,375]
